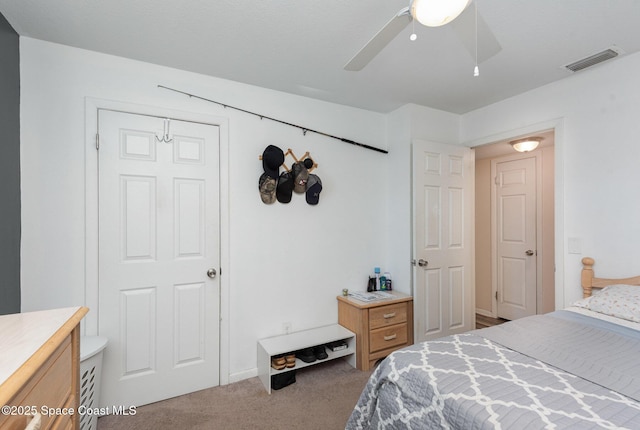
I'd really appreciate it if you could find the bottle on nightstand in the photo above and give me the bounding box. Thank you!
[384,271,392,290]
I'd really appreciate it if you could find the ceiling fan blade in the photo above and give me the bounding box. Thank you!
[344,7,411,71]
[450,5,501,63]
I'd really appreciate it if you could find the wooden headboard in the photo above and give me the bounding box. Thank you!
[581,257,640,297]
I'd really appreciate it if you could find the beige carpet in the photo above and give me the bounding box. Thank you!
[97,359,373,430]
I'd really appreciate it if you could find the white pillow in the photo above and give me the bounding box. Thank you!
[572,284,640,323]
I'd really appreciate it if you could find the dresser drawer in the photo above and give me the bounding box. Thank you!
[0,335,73,430]
[369,323,408,353]
[20,338,72,430]
[369,303,407,329]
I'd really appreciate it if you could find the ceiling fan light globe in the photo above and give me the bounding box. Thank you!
[411,0,472,27]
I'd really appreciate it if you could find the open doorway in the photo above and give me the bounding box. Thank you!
[474,130,555,321]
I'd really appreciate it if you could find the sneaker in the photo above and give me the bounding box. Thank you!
[313,345,328,360]
[271,356,286,370]
[285,354,296,368]
[296,348,316,363]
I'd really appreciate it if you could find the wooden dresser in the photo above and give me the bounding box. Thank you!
[337,291,413,371]
[0,307,88,430]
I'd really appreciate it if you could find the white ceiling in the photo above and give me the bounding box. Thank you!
[2,0,640,114]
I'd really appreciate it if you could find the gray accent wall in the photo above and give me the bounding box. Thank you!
[0,12,20,315]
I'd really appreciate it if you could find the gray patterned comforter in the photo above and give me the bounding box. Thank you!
[347,311,640,429]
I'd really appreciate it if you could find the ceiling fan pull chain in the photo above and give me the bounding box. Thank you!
[410,7,417,41]
[473,1,479,77]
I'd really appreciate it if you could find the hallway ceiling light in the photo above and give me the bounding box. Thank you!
[410,0,472,27]
[510,137,542,152]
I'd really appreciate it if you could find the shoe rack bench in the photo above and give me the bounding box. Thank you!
[257,324,356,393]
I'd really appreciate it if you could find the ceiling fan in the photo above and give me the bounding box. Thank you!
[344,0,502,71]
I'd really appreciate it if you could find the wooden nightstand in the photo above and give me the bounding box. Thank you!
[337,291,413,371]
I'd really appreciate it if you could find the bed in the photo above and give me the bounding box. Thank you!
[347,257,640,429]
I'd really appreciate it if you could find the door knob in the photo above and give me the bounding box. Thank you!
[418,259,428,267]
[525,250,534,256]
[207,268,217,279]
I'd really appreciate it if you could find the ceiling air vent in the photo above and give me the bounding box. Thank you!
[565,48,620,72]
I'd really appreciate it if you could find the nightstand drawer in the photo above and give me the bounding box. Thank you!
[369,323,408,353]
[369,303,407,329]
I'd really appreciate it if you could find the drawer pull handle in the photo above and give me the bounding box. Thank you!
[384,334,397,341]
[383,312,396,319]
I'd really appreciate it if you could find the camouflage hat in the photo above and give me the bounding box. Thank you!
[305,174,322,205]
[291,162,309,194]
[258,172,276,204]
[276,170,294,203]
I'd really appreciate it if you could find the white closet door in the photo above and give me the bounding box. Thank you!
[98,110,220,407]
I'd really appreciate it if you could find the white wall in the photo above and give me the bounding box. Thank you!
[24,33,640,383]
[385,104,461,296]
[19,38,395,380]
[462,50,640,307]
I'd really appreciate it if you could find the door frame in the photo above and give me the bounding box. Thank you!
[466,118,565,313]
[84,97,231,385]
[490,151,542,318]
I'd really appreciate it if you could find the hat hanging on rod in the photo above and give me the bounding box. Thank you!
[510,136,543,153]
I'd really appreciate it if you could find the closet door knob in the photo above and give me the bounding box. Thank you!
[525,250,534,256]
[207,268,217,279]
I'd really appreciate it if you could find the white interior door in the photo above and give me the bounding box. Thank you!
[412,140,475,342]
[493,156,537,320]
[98,110,220,407]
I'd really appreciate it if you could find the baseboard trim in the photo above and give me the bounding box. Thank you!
[228,368,258,384]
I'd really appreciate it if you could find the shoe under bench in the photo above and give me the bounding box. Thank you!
[257,324,356,393]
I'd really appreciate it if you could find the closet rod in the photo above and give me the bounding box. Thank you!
[157,85,388,154]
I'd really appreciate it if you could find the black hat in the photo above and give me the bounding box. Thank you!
[258,172,276,204]
[303,157,314,169]
[276,171,294,203]
[306,174,322,205]
[262,145,284,179]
